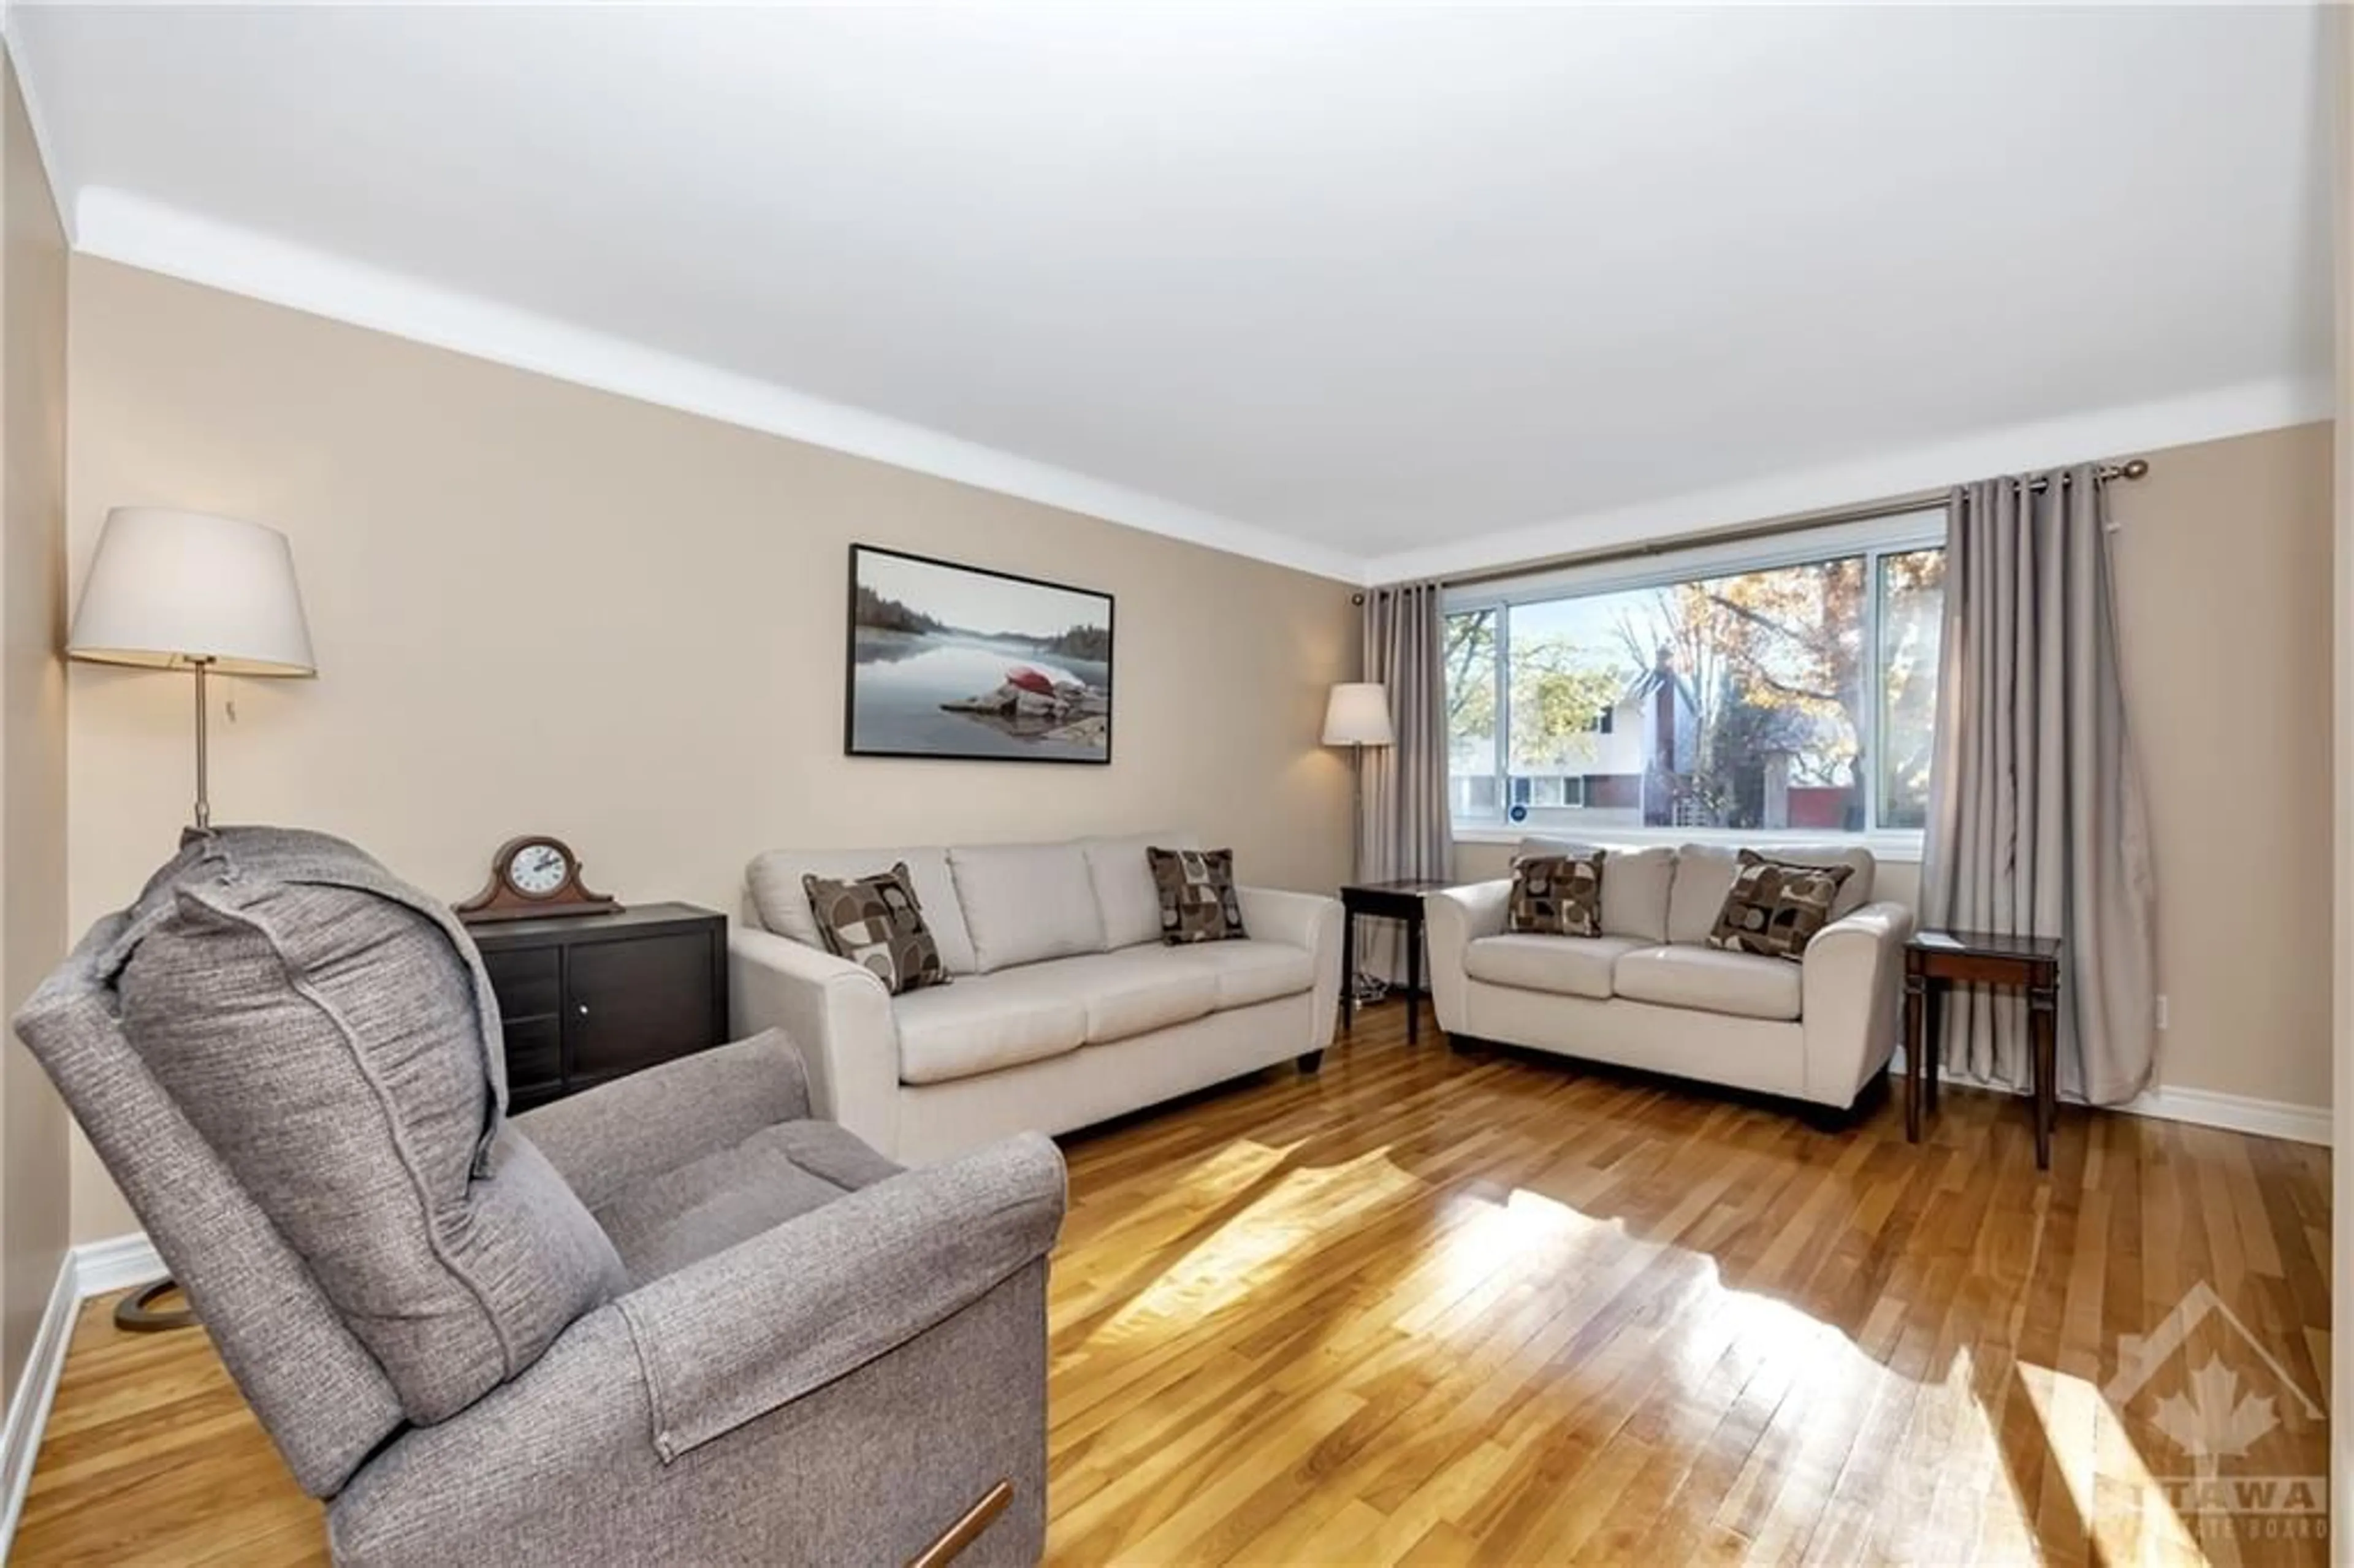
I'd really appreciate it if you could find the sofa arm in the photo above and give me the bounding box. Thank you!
[1235,886,1330,951]
[514,1030,811,1209]
[728,927,902,1157]
[1425,881,1509,1034]
[615,1133,1066,1460]
[1800,900,1916,1106]
[1237,887,1343,1052]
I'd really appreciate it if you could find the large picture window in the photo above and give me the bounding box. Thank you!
[1446,512,1945,839]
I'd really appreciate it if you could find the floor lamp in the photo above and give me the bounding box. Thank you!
[67,506,317,1330]
[1322,682,1394,1002]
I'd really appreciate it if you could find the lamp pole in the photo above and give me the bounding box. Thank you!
[191,656,213,831]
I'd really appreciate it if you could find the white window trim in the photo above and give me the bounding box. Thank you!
[1452,823,1927,864]
[1444,508,1946,849]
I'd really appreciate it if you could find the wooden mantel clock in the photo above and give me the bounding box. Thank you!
[454,835,622,924]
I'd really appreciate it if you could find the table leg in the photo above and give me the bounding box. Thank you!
[2029,982,2059,1171]
[1341,908,1357,1034]
[1903,970,1925,1143]
[1924,976,1941,1113]
[1406,911,1422,1045]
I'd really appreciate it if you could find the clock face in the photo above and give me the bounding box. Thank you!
[506,841,572,898]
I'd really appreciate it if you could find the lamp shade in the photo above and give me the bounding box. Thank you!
[69,508,316,676]
[1321,682,1395,747]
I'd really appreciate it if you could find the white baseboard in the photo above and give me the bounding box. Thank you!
[0,1233,170,1559]
[2116,1084,2333,1146]
[0,1249,86,1557]
[71,1233,164,1298]
[1889,1051,2330,1147]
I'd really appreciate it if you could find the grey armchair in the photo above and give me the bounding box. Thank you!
[16,828,1065,1567]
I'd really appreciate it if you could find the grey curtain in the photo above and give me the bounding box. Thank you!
[1921,465,2157,1105]
[1357,582,1453,981]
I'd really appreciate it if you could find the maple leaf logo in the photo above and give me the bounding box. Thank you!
[2149,1358,2280,1459]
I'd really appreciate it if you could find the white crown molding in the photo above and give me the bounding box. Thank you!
[1366,373,2338,585]
[51,189,2336,594]
[70,186,1364,584]
[2,10,76,247]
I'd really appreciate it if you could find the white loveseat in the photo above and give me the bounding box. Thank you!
[729,833,1343,1163]
[1426,842,1914,1113]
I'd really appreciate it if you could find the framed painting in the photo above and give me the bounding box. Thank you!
[845,544,1114,764]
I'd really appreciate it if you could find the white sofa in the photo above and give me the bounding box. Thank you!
[1426,842,1914,1113]
[729,832,1343,1163]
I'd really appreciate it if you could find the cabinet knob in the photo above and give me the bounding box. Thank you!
[576,1002,590,1018]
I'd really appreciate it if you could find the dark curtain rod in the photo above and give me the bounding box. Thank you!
[1357,455,2151,599]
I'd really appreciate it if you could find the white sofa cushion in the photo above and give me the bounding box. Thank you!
[1082,831,1198,950]
[890,967,1088,1084]
[948,842,1107,972]
[1665,843,1873,946]
[1164,939,1318,1009]
[1613,945,1803,1022]
[1016,949,1221,1045]
[748,847,978,975]
[1459,981,1807,1098]
[1462,934,1648,1000]
[1518,839,1675,943]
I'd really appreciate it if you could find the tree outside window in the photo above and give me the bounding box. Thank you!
[1446,530,1945,835]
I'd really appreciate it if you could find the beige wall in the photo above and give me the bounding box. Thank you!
[1452,423,2334,1113]
[63,257,1357,1241]
[2112,424,2333,1109]
[0,47,72,1395]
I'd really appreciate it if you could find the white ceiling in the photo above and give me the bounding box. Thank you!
[11,4,2336,583]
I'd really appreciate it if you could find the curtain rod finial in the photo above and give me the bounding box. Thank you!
[2119,457,2149,481]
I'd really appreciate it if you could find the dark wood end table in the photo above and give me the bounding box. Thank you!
[1339,879,1453,1045]
[1904,928,2064,1169]
[470,902,729,1112]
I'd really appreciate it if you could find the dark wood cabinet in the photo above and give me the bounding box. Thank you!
[470,902,728,1112]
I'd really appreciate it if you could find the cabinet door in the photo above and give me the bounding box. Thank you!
[503,1019,566,1111]
[562,932,717,1090]
[482,946,565,1106]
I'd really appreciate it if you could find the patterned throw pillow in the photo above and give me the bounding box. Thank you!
[800,863,950,994]
[1146,847,1248,944]
[1707,850,1856,961]
[1508,851,1606,938]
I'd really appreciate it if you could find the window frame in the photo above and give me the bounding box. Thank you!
[1442,508,1947,858]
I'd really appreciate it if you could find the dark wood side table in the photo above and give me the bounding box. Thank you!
[1339,879,1453,1045]
[470,902,729,1111]
[1904,929,2064,1170]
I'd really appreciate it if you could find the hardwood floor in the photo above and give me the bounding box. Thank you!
[14,1000,2332,1565]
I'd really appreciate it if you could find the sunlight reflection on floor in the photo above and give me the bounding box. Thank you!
[1092,1146,1423,1341]
[2021,1359,2217,1566]
[1067,1148,2247,1566]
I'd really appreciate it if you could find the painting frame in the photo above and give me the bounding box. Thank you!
[843,544,1116,766]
